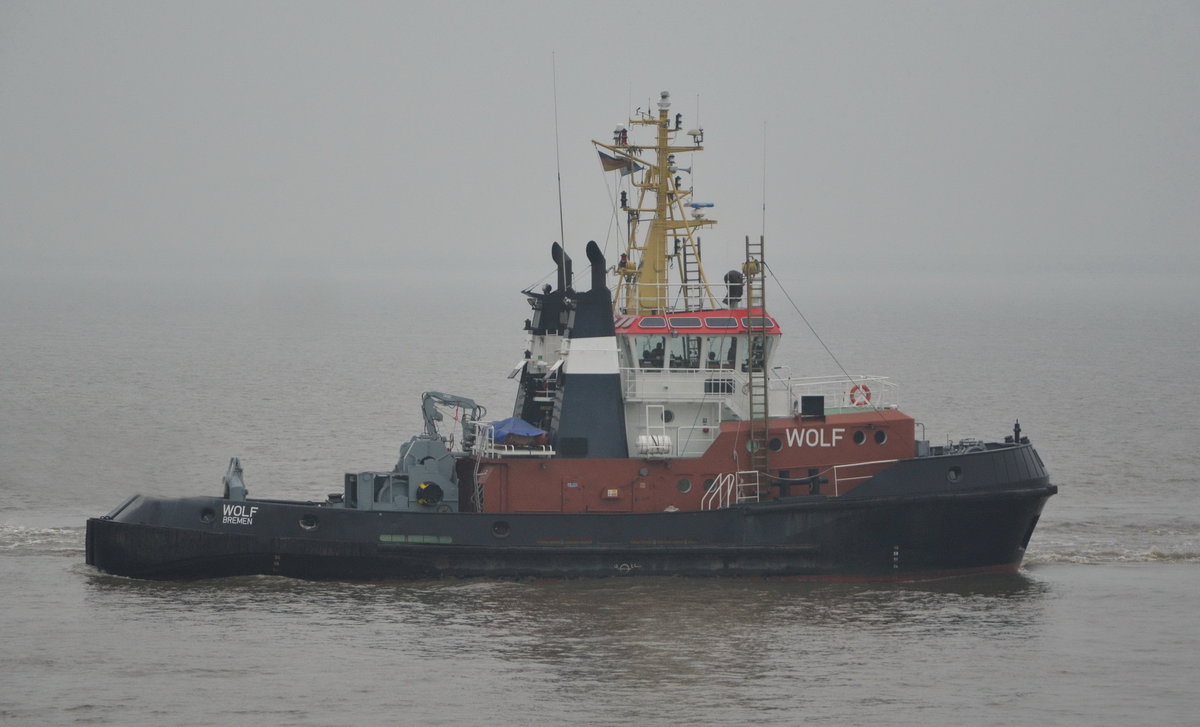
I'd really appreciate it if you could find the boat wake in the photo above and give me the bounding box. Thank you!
[0,525,85,556]
[1025,519,1200,564]
[1025,547,1200,565]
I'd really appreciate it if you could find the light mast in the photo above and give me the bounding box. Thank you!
[594,91,719,315]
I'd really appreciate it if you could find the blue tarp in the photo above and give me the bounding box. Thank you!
[490,417,547,443]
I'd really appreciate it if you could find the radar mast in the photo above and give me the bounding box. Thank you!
[594,91,720,315]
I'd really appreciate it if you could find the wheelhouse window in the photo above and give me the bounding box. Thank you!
[633,335,666,369]
[740,335,777,372]
[704,336,738,369]
[668,317,703,330]
[668,335,702,369]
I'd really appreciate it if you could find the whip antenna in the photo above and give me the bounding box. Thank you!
[761,121,767,238]
[552,52,566,248]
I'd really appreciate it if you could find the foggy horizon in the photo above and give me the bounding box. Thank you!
[3,2,1197,302]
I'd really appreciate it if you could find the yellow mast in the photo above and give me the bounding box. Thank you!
[594,91,719,315]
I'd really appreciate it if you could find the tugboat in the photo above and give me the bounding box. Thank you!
[87,91,1056,581]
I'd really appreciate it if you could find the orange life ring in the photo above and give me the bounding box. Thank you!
[849,384,872,406]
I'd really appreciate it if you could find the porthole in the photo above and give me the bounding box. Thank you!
[677,478,692,494]
[491,521,511,538]
[704,478,717,492]
[853,430,867,445]
[874,430,887,445]
[200,508,216,524]
[299,514,319,531]
[947,466,962,484]
[662,409,675,423]
[769,438,783,452]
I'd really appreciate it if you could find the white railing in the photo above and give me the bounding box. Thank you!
[472,422,556,458]
[621,367,746,401]
[771,374,898,411]
[700,472,735,510]
[700,471,764,510]
[827,458,899,496]
[700,459,899,509]
[621,368,897,411]
[613,281,718,315]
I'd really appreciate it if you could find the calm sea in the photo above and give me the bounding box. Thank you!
[2,271,1197,726]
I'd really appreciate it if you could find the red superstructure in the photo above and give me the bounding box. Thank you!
[480,297,915,513]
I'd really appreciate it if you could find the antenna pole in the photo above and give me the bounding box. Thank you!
[552,52,566,248]
[761,121,767,239]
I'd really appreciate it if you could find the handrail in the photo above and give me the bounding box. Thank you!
[774,374,899,411]
[620,366,746,401]
[827,458,898,496]
[472,422,556,458]
[700,472,737,510]
[699,458,898,508]
[613,280,717,316]
[619,368,898,410]
[700,471,763,510]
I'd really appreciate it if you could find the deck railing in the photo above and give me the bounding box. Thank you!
[700,471,765,510]
[620,368,898,415]
[770,373,898,412]
[472,422,556,458]
[700,458,900,509]
[826,458,899,496]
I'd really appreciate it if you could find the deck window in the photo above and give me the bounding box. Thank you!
[740,335,775,372]
[668,335,702,369]
[741,315,775,328]
[633,335,667,369]
[704,317,738,329]
[704,336,738,369]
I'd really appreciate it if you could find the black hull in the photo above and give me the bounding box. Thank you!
[87,485,1055,581]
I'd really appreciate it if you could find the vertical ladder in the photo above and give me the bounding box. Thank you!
[744,235,770,485]
[678,236,702,311]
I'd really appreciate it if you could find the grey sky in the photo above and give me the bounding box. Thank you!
[2,1,1197,297]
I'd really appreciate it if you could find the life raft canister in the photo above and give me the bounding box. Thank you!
[849,384,872,407]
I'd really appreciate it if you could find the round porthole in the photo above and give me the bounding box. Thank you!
[769,438,783,452]
[677,478,692,494]
[491,521,511,538]
[853,430,867,445]
[200,508,215,524]
[874,430,887,445]
[662,409,675,423]
[299,514,319,531]
[947,466,962,484]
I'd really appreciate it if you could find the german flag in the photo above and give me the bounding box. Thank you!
[597,151,642,176]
